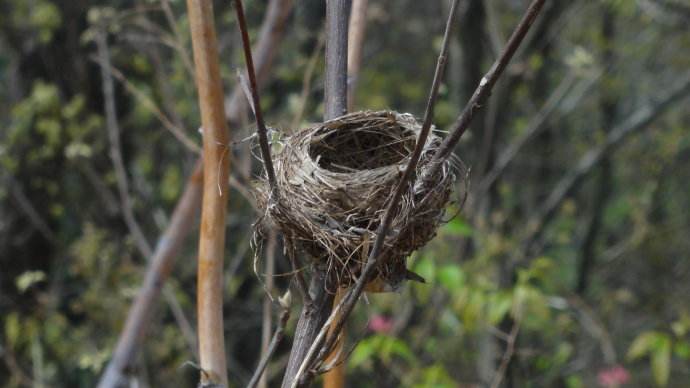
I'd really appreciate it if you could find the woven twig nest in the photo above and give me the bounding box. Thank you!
[256,110,459,290]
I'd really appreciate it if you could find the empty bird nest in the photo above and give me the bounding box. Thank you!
[255,110,462,291]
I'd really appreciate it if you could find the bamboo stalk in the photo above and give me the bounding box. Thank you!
[186,0,231,386]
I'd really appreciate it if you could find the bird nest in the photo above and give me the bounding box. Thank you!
[255,110,460,290]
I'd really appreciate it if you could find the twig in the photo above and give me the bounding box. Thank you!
[160,0,196,77]
[521,73,690,255]
[476,71,585,195]
[186,0,231,385]
[290,33,325,130]
[424,0,547,181]
[5,174,57,245]
[247,307,291,388]
[258,230,277,388]
[95,29,150,262]
[489,316,521,388]
[346,0,368,112]
[109,65,201,153]
[226,0,294,124]
[285,238,312,306]
[233,0,278,193]
[308,0,461,375]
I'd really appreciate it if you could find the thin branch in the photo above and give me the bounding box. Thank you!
[346,0,368,111]
[233,0,278,193]
[109,65,201,153]
[476,71,584,195]
[424,0,547,182]
[290,33,325,130]
[521,73,690,255]
[5,174,57,245]
[324,0,352,120]
[489,316,521,388]
[95,29,150,260]
[247,307,291,388]
[186,0,231,385]
[302,0,464,383]
[285,238,312,306]
[226,0,294,124]
[258,230,277,388]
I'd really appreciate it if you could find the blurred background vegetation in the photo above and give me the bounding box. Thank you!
[1,0,690,387]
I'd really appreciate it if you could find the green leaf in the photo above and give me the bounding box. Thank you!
[627,331,657,360]
[651,335,671,387]
[350,337,378,368]
[674,341,690,360]
[15,270,46,293]
[487,291,512,325]
[413,256,435,283]
[442,217,473,237]
[437,265,464,292]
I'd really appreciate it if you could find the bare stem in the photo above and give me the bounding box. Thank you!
[186,0,231,385]
[247,308,290,388]
[233,0,278,193]
[425,0,547,181]
[346,0,368,111]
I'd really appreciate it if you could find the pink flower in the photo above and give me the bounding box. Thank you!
[368,315,394,334]
[597,365,630,387]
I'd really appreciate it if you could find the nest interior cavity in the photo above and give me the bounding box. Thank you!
[256,110,459,290]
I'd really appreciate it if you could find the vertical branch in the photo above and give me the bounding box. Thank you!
[324,2,368,385]
[322,289,346,388]
[324,0,352,119]
[281,2,351,387]
[258,231,277,388]
[576,4,616,295]
[186,0,231,386]
[346,0,368,111]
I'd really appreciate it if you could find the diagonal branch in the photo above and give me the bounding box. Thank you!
[425,0,547,181]
[233,0,278,193]
[247,307,291,388]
